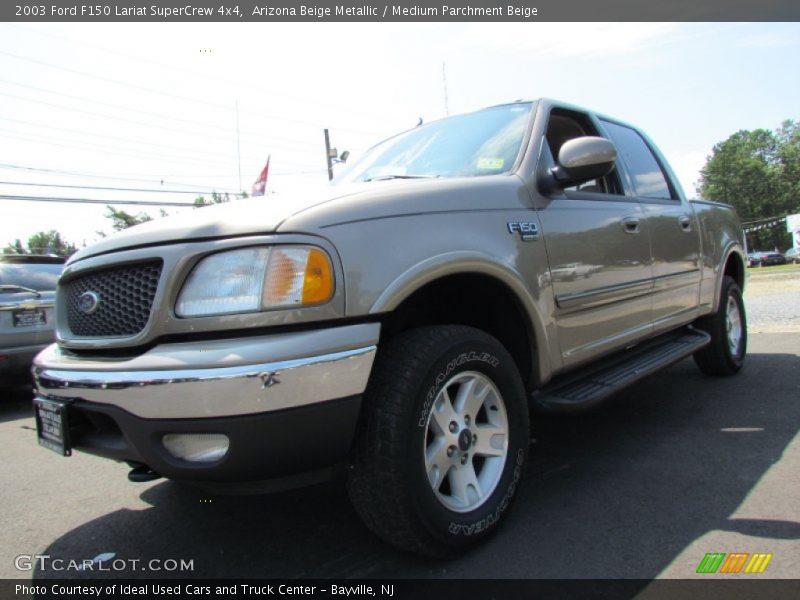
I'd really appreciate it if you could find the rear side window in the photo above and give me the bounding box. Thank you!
[0,263,63,291]
[600,120,673,200]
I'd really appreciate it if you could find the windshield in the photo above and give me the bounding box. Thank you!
[335,103,533,184]
[0,262,63,291]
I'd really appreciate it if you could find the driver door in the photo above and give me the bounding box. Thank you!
[535,108,654,368]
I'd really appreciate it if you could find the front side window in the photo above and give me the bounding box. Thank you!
[334,103,533,183]
[600,120,673,200]
[545,108,623,196]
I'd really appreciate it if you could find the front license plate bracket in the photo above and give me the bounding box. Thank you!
[34,397,72,457]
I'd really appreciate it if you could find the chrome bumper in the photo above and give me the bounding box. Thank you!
[33,323,379,419]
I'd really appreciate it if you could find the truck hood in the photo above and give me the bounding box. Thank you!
[69,182,369,262]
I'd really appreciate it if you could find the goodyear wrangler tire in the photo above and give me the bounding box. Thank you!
[693,275,747,376]
[347,325,529,556]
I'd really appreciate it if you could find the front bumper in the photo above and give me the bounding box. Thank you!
[32,323,379,485]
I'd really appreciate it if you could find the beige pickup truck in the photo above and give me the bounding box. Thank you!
[32,99,746,556]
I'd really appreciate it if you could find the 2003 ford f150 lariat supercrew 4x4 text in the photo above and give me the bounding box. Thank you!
[32,99,747,556]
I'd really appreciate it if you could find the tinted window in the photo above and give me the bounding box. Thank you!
[601,120,673,200]
[0,263,63,291]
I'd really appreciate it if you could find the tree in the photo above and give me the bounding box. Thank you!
[194,191,235,207]
[3,230,77,257]
[104,206,154,231]
[699,123,800,251]
[3,239,26,255]
[776,120,800,203]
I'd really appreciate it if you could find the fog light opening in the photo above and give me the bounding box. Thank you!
[162,433,230,463]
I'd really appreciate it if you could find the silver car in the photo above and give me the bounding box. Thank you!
[0,255,64,385]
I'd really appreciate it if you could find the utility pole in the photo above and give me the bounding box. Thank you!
[235,100,242,191]
[442,61,450,116]
[324,128,335,181]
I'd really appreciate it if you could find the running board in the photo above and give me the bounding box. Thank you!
[533,328,711,413]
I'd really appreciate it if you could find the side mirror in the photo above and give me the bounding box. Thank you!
[551,136,617,188]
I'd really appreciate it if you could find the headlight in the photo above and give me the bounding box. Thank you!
[176,246,334,317]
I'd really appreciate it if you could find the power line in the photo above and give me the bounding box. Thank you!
[0,116,245,162]
[0,162,326,188]
[2,128,309,173]
[0,90,320,151]
[1,116,319,172]
[0,49,381,136]
[0,79,332,149]
[0,162,242,192]
[6,25,392,129]
[0,79,314,144]
[0,180,243,196]
[0,49,239,114]
[0,79,233,135]
[1,128,237,170]
[0,194,198,207]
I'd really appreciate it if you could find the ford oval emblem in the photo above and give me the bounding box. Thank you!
[78,291,101,314]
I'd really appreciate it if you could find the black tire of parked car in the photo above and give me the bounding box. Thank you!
[347,325,529,557]
[692,275,747,376]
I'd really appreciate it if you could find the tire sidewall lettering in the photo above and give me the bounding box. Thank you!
[409,339,527,543]
[447,448,525,536]
[417,351,500,428]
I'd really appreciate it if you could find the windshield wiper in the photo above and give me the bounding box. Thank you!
[0,284,41,297]
[363,174,439,182]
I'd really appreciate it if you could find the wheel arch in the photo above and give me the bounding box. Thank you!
[370,252,550,388]
[714,246,746,312]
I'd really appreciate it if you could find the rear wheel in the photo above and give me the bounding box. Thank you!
[347,325,529,556]
[693,275,747,375]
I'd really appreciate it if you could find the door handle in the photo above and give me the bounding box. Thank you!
[621,216,641,234]
[678,215,692,231]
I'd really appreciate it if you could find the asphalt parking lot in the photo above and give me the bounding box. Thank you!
[1,271,798,582]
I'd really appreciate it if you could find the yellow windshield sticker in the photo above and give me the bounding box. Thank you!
[477,157,505,169]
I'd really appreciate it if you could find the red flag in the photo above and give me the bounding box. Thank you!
[251,155,270,197]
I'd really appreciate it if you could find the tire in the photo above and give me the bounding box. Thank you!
[347,325,529,556]
[693,275,747,376]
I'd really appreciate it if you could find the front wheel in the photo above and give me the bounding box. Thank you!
[347,326,529,556]
[693,275,747,375]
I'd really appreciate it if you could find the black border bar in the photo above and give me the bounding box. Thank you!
[4,579,800,600]
[4,0,800,22]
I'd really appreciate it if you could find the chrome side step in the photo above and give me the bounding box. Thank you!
[533,328,711,413]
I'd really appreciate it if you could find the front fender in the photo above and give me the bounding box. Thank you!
[369,251,552,384]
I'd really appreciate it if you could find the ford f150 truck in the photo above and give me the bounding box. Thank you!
[32,99,747,556]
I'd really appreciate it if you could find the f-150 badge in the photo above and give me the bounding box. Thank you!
[507,222,539,241]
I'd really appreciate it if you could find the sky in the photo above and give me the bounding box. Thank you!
[1,21,799,251]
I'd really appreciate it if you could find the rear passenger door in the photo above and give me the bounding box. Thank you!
[599,120,702,332]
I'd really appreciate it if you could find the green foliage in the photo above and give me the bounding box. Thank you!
[105,205,154,231]
[3,239,26,255]
[699,120,800,251]
[194,191,233,207]
[3,230,77,257]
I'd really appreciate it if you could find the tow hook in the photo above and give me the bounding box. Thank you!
[127,463,162,483]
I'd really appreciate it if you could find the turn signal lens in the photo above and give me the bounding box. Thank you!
[262,246,334,308]
[303,248,335,304]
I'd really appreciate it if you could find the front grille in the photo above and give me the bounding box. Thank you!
[62,261,162,337]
